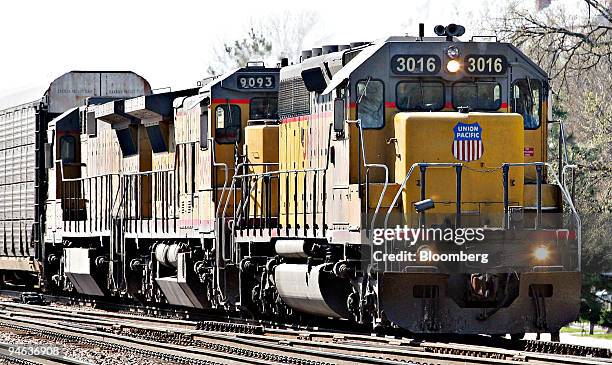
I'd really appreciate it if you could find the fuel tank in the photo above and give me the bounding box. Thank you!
[274,263,351,318]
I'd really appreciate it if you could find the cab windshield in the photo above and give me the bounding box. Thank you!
[452,82,501,111]
[396,81,444,111]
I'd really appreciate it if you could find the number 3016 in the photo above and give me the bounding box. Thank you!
[465,55,507,74]
[391,55,440,75]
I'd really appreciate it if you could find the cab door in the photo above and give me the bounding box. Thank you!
[511,79,545,182]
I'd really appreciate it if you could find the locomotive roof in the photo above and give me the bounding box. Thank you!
[176,65,280,111]
[198,65,280,94]
[279,36,548,95]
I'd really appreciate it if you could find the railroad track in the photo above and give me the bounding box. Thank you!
[4,289,611,359]
[2,296,610,360]
[0,300,609,365]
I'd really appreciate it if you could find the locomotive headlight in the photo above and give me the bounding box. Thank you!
[533,246,550,261]
[446,59,461,73]
[446,46,460,59]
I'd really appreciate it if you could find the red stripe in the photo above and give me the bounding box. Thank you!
[349,102,395,108]
[501,102,508,109]
[211,98,250,104]
[444,102,453,109]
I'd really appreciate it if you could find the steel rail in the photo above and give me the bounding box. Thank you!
[1,302,608,365]
[1,293,609,361]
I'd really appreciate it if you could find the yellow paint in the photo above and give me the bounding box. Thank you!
[524,183,560,209]
[245,124,279,219]
[394,112,524,225]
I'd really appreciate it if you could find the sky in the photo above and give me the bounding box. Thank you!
[0,0,573,108]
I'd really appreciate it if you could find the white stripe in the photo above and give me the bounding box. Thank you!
[470,141,474,161]
[472,140,475,160]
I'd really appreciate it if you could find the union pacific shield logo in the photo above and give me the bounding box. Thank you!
[452,122,483,162]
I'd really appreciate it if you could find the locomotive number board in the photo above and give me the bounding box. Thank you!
[237,74,276,89]
[390,55,441,75]
[464,55,508,75]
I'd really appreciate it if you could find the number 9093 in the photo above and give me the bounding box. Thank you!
[237,75,275,89]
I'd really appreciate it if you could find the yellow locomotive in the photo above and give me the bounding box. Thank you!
[229,25,580,338]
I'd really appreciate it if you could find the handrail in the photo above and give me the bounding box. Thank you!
[229,163,277,233]
[562,164,577,192]
[559,120,570,168]
[208,138,229,221]
[56,159,121,181]
[346,120,389,231]
[221,125,333,221]
[383,160,581,270]
[56,159,124,232]
[219,124,333,263]
[383,162,462,228]
[545,161,582,270]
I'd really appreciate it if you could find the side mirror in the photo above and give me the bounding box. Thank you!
[200,112,209,150]
[44,143,54,169]
[333,98,345,133]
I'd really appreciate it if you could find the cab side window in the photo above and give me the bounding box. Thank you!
[356,79,384,129]
[215,104,241,144]
[512,79,542,130]
[59,135,76,163]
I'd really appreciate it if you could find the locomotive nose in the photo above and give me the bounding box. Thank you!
[392,111,525,226]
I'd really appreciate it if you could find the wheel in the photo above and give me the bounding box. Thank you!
[550,331,560,342]
[510,333,525,342]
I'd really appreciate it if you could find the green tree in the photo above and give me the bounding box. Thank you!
[601,309,612,333]
[493,0,612,329]
[581,273,611,334]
